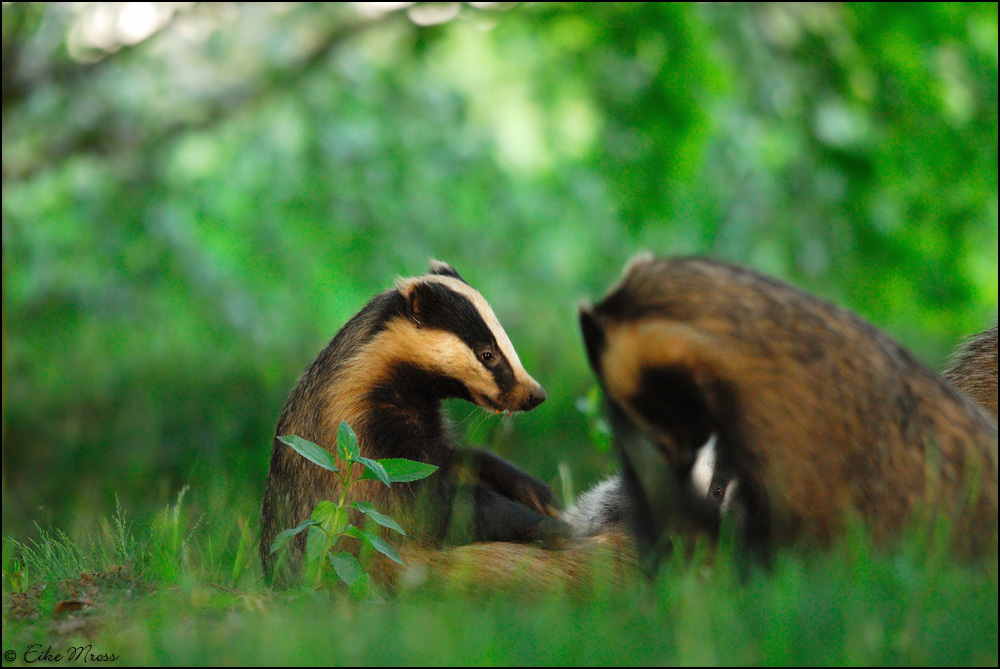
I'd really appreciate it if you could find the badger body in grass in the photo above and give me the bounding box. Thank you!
[578,255,998,566]
[260,261,568,585]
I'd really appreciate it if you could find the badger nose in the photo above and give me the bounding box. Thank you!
[524,384,547,411]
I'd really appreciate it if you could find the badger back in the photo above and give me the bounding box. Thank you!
[579,255,998,560]
[944,325,998,420]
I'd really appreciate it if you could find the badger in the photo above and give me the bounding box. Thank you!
[577,254,998,568]
[260,261,570,585]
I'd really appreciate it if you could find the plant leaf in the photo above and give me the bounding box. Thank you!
[312,500,346,535]
[311,500,339,523]
[269,518,319,555]
[372,458,440,483]
[346,526,403,564]
[351,501,406,536]
[328,551,365,587]
[355,456,390,487]
[278,435,338,473]
[304,525,327,568]
[348,572,372,601]
[336,421,360,461]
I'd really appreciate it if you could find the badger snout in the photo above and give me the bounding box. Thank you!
[522,383,547,411]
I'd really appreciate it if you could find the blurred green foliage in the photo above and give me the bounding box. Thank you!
[2,2,997,533]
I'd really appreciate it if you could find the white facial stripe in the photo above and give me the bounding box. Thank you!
[691,434,718,498]
[413,274,530,382]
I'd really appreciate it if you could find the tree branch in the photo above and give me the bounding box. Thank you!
[3,7,408,183]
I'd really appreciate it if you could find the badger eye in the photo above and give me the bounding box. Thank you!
[711,484,725,501]
[479,350,494,363]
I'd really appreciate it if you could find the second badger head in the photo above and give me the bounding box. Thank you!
[387,260,547,413]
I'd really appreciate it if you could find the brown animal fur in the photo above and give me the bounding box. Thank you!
[580,255,998,562]
[378,531,639,594]
[944,325,998,420]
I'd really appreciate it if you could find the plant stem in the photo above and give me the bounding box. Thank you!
[314,458,355,588]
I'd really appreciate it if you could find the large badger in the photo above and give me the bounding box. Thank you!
[575,254,998,567]
[260,261,570,585]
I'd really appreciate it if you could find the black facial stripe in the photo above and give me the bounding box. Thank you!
[409,282,517,393]
[632,366,714,461]
[488,357,517,395]
[370,361,470,407]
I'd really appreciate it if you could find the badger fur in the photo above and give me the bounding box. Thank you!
[578,254,998,567]
[565,475,631,538]
[944,325,998,420]
[260,261,569,585]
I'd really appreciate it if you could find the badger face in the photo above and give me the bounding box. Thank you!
[388,262,547,413]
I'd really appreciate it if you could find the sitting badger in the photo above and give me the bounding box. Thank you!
[575,254,997,568]
[260,261,569,585]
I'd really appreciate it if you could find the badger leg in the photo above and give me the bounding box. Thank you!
[461,448,564,517]
[463,485,571,547]
[439,449,571,547]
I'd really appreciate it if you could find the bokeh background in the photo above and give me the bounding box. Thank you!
[2,2,997,537]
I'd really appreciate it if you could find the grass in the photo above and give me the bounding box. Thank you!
[2,487,998,666]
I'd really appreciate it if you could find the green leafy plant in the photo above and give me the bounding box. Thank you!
[268,421,438,593]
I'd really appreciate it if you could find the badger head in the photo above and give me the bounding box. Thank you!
[579,253,762,567]
[386,261,547,414]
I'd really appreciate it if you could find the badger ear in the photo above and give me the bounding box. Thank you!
[395,277,446,325]
[622,250,656,279]
[428,259,466,283]
[395,277,424,323]
[579,302,606,376]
